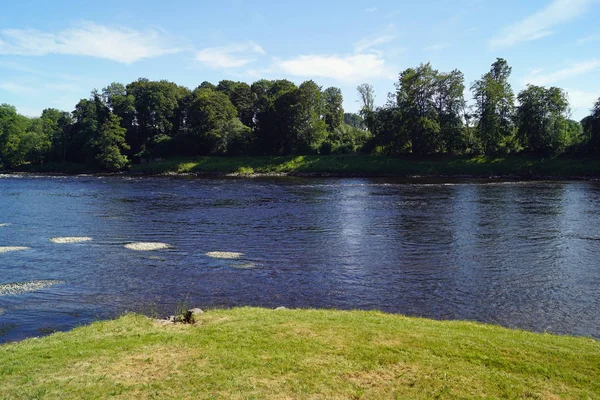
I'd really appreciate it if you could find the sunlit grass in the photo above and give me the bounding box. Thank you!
[0,308,598,399]
[124,242,172,251]
[129,155,600,177]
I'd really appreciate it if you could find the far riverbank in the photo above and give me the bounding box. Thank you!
[8,154,600,180]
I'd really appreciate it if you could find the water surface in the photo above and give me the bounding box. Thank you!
[1,174,599,342]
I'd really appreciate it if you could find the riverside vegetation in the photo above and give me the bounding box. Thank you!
[0,308,598,399]
[1,58,599,174]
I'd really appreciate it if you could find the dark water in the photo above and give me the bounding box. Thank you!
[1,174,599,342]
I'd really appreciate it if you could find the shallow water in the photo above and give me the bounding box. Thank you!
[0,175,599,342]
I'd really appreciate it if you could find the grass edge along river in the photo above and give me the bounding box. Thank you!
[17,154,600,178]
[0,307,598,399]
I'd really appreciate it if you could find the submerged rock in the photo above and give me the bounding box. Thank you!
[205,251,244,259]
[275,306,288,310]
[0,246,29,254]
[50,237,93,244]
[124,242,172,251]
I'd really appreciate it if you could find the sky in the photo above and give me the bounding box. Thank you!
[0,0,599,120]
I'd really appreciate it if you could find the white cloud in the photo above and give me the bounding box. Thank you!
[195,41,265,68]
[272,53,396,83]
[525,60,600,86]
[0,22,179,64]
[354,34,396,53]
[490,0,594,48]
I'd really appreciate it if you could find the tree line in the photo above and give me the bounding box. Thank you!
[1,58,599,171]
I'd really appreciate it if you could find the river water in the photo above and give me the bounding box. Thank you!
[1,174,599,342]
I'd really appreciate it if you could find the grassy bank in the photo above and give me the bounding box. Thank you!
[9,155,600,178]
[0,308,598,399]
[129,155,600,178]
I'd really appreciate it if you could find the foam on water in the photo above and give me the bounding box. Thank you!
[231,262,256,269]
[0,280,64,296]
[50,237,93,244]
[125,242,172,251]
[0,223,9,227]
[206,251,244,259]
[0,246,29,254]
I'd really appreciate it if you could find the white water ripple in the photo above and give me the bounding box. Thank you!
[0,280,64,296]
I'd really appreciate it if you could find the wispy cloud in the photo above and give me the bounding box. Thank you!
[365,8,378,13]
[195,41,265,68]
[525,60,600,86]
[577,34,600,45]
[0,22,180,63]
[0,82,37,95]
[565,89,600,114]
[271,53,396,83]
[490,0,594,48]
[354,34,396,53]
[424,43,451,51]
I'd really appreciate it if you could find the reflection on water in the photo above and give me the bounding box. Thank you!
[0,175,599,342]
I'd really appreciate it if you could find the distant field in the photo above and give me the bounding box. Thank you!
[0,308,598,399]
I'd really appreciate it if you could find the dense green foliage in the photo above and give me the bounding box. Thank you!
[1,58,599,171]
[0,309,598,399]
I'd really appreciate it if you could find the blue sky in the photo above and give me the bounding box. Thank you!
[0,0,599,120]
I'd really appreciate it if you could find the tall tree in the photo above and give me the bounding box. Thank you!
[357,83,376,134]
[584,97,600,154]
[125,79,190,155]
[435,69,466,154]
[471,58,515,154]
[323,87,344,132]
[294,80,327,153]
[93,113,130,171]
[396,63,440,155]
[516,85,570,154]
[252,79,298,154]
[186,88,241,154]
[357,83,375,114]
[0,104,29,168]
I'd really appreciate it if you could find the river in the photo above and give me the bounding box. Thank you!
[1,174,599,342]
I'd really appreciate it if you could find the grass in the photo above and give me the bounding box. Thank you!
[0,308,598,399]
[8,155,600,178]
[128,154,600,178]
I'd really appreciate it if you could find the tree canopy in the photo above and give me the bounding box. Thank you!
[1,59,598,171]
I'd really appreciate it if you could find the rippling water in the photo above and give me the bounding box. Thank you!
[0,174,599,342]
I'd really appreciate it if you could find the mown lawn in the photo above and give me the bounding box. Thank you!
[0,308,598,399]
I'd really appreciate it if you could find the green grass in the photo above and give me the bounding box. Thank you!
[0,308,598,399]
[129,155,600,178]
[8,155,600,178]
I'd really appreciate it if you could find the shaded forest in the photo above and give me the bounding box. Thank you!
[1,58,599,171]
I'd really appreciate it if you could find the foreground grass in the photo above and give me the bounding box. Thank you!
[0,308,598,399]
[129,155,600,178]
